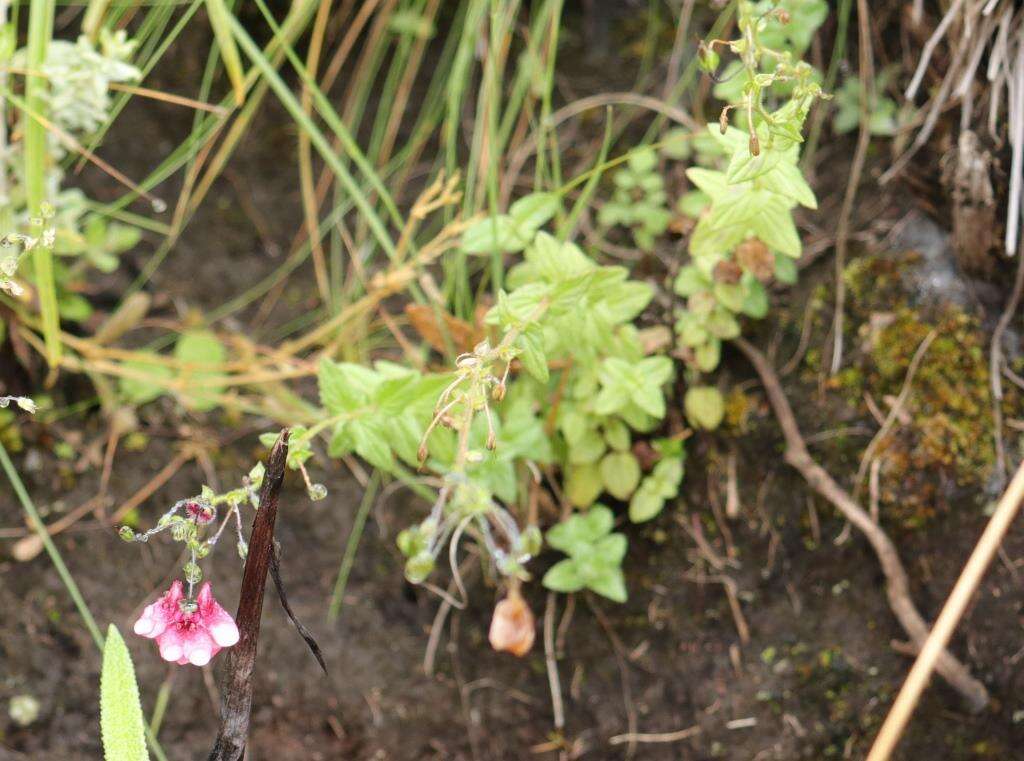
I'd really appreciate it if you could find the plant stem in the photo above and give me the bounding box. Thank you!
[25,0,59,369]
[208,429,290,761]
[327,470,380,621]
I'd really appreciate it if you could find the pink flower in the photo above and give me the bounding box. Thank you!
[133,580,240,666]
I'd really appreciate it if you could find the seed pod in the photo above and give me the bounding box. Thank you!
[488,590,535,657]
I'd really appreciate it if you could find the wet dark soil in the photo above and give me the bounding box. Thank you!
[5,8,1024,761]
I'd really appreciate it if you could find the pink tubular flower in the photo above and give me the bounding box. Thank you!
[133,580,240,666]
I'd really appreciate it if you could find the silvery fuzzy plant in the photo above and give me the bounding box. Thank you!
[1,28,143,317]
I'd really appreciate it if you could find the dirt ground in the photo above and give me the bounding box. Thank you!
[5,8,1024,761]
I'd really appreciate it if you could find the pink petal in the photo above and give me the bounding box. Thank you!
[133,610,165,638]
[208,619,239,647]
[182,630,218,666]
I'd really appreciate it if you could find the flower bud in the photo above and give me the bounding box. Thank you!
[118,525,136,542]
[519,525,542,557]
[307,483,328,501]
[488,590,535,657]
[749,133,760,157]
[698,42,720,73]
[405,552,435,584]
[183,561,203,585]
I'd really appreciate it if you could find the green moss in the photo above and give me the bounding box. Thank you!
[829,253,1018,528]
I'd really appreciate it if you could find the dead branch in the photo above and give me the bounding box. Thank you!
[208,430,290,761]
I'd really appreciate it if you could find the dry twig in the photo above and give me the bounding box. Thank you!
[735,337,989,710]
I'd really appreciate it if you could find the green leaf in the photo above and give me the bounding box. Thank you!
[547,504,615,553]
[629,487,665,523]
[318,359,378,413]
[685,386,725,430]
[100,625,150,761]
[599,451,641,500]
[603,418,631,452]
[674,265,710,297]
[774,252,798,284]
[463,215,530,254]
[593,533,628,564]
[350,418,393,471]
[677,190,710,218]
[695,338,721,371]
[565,462,603,507]
[509,192,560,232]
[518,328,549,383]
[713,281,746,313]
[627,146,658,174]
[705,307,741,339]
[568,427,607,465]
[543,559,586,592]
[587,566,627,602]
[741,277,769,319]
[119,354,173,405]
[601,281,653,323]
[174,330,225,412]
[661,127,691,159]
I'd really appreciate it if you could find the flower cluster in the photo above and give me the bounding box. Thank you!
[133,581,239,666]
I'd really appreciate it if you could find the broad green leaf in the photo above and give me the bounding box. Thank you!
[587,566,627,603]
[627,147,658,174]
[629,487,664,523]
[463,215,530,254]
[565,461,603,507]
[674,265,711,297]
[350,418,393,471]
[119,355,173,405]
[174,330,226,412]
[547,504,615,553]
[100,624,149,761]
[518,328,549,383]
[741,278,769,319]
[695,338,721,371]
[685,386,725,430]
[593,533,628,565]
[774,252,798,284]
[509,192,560,232]
[661,127,692,159]
[318,359,379,413]
[543,559,585,592]
[600,452,641,500]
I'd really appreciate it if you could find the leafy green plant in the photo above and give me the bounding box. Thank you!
[100,625,149,761]
[542,505,627,602]
[833,69,900,136]
[597,147,672,250]
[672,0,825,429]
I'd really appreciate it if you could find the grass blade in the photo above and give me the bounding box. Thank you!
[25,0,59,369]
[205,0,246,105]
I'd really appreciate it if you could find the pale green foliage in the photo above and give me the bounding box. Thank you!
[671,0,825,428]
[118,331,227,410]
[100,625,149,761]
[597,147,672,250]
[833,69,901,136]
[18,29,140,136]
[5,27,143,322]
[542,505,628,602]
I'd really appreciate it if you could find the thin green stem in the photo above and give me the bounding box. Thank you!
[327,470,381,622]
